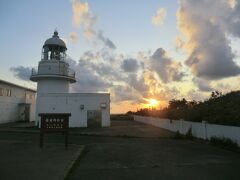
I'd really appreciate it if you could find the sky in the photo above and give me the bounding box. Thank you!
[1,0,240,113]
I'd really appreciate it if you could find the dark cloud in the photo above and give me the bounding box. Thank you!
[127,74,149,96]
[10,66,32,81]
[193,78,213,92]
[111,85,143,103]
[178,0,240,80]
[66,57,112,92]
[121,58,140,72]
[149,48,185,83]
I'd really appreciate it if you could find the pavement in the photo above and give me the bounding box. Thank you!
[70,119,174,138]
[0,118,240,180]
[0,140,84,180]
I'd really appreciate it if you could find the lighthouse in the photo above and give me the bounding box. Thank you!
[30,30,76,93]
[30,31,110,127]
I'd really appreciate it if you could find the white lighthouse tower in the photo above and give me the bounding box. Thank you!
[30,31,76,124]
[30,31,110,127]
[30,30,76,92]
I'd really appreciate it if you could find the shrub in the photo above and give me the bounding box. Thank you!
[173,130,183,139]
[185,127,193,140]
[210,136,239,149]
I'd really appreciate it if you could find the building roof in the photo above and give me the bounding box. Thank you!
[0,79,36,92]
[43,31,67,49]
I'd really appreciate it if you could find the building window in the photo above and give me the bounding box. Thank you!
[6,89,11,97]
[0,88,3,96]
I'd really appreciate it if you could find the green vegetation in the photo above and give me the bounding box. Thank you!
[209,137,239,150]
[134,91,240,127]
[185,127,193,140]
[173,129,193,140]
[173,130,183,139]
[111,114,134,121]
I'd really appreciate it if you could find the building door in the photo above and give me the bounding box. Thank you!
[25,104,30,122]
[18,103,30,122]
[87,110,101,127]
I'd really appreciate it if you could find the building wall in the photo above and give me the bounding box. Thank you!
[36,93,110,127]
[25,90,36,122]
[134,115,240,146]
[0,82,36,123]
[37,79,69,94]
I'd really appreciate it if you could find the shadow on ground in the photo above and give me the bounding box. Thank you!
[0,118,240,180]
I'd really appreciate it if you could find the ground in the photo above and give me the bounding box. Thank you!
[0,117,240,180]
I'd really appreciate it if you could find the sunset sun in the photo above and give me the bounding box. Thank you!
[149,99,158,107]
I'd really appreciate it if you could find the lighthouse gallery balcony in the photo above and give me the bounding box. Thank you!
[30,61,76,83]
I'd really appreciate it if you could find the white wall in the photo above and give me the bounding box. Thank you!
[36,93,110,127]
[38,60,69,76]
[37,79,69,94]
[134,115,240,146]
[25,90,36,122]
[0,83,36,123]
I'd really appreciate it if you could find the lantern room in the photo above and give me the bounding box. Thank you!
[42,30,67,61]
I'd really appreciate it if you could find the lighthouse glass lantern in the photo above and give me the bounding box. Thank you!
[41,31,67,61]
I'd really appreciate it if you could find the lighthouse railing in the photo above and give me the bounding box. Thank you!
[31,67,75,79]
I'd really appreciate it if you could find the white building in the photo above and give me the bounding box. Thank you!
[30,31,110,127]
[0,79,36,124]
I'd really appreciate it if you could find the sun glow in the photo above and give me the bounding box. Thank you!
[149,99,158,106]
[141,99,159,109]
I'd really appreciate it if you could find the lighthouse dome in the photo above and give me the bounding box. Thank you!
[43,30,66,49]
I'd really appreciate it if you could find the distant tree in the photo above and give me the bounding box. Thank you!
[132,90,240,127]
[168,98,187,110]
[210,91,222,99]
[126,111,133,115]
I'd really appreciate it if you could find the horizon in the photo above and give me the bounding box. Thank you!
[1,0,240,113]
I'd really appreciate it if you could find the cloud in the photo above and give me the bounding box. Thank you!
[66,57,112,92]
[152,8,167,26]
[111,85,143,103]
[187,90,208,101]
[69,32,78,43]
[149,48,185,83]
[121,58,140,72]
[127,73,149,96]
[97,31,116,49]
[177,0,240,80]
[71,0,96,40]
[193,78,213,92]
[228,0,237,8]
[10,48,184,109]
[70,0,116,49]
[10,66,32,81]
[72,0,89,27]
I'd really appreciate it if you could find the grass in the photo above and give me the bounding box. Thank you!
[209,136,239,150]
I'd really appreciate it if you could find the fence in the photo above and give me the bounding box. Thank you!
[134,115,240,145]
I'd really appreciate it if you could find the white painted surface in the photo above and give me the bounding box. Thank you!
[37,79,69,94]
[0,82,36,123]
[36,93,110,127]
[134,115,240,145]
[32,32,110,128]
